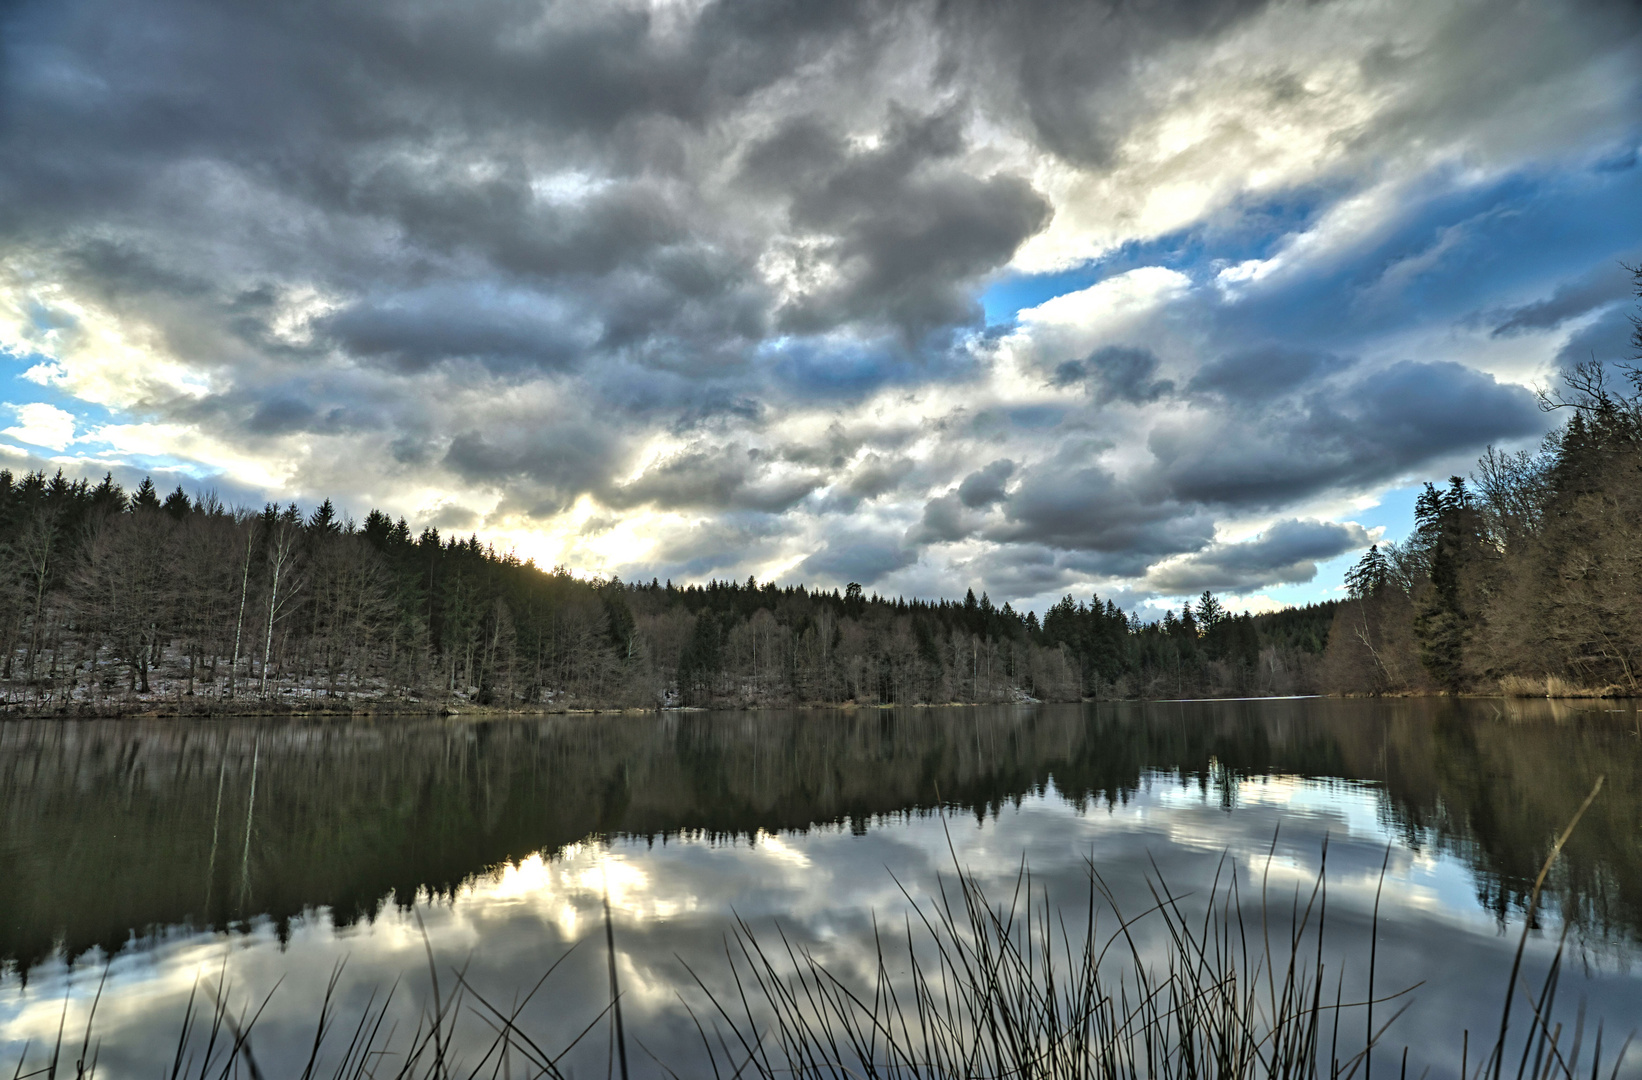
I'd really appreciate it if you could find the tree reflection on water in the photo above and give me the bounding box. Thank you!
[2,698,1636,975]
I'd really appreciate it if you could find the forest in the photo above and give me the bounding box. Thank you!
[1323,267,1642,697]
[0,468,1333,712]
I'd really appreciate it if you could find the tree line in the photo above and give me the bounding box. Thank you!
[1324,265,1642,696]
[0,468,1333,711]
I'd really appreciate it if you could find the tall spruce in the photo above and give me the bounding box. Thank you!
[1413,478,1476,691]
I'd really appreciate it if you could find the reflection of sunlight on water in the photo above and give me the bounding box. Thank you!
[751,829,812,868]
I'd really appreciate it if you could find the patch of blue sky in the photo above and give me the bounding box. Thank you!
[0,348,120,440]
[0,348,225,488]
[984,148,1641,360]
[979,185,1338,328]
[763,332,979,398]
[1252,553,1363,611]
[1213,157,1642,352]
[980,263,1107,327]
[1359,164,1640,307]
[1233,484,1422,610]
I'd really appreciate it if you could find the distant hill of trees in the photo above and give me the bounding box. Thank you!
[0,471,1331,712]
[1324,264,1642,697]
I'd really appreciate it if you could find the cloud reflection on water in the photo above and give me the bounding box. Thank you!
[3,701,1642,1077]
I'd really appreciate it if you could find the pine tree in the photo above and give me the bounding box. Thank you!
[88,474,125,517]
[130,477,161,512]
[1345,545,1390,599]
[162,485,192,520]
[308,498,341,533]
[1414,478,1475,690]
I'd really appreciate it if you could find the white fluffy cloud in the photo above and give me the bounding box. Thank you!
[2,403,76,452]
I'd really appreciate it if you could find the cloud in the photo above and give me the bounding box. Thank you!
[841,453,915,501]
[1552,304,1638,372]
[642,514,794,580]
[743,105,1053,339]
[1186,347,1344,402]
[1492,262,1636,337]
[990,453,1217,565]
[1052,346,1175,404]
[957,459,1015,508]
[442,422,623,516]
[426,503,481,531]
[3,403,77,451]
[1145,518,1372,593]
[799,529,917,587]
[320,287,597,375]
[907,493,972,545]
[608,443,821,514]
[1155,359,1545,507]
[1012,268,1193,363]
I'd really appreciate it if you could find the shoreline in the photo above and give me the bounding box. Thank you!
[1,689,1635,720]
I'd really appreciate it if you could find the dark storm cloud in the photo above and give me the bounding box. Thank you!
[1186,347,1344,402]
[956,543,1066,600]
[246,398,317,435]
[1146,519,1371,593]
[61,238,216,303]
[608,444,822,513]
[1165,358,1544,507]
[957,459,1015,507]
[162,375,398,438]
[1552,305,1638,371]
[904,460,1016,546]
[799,529,917,586]
[907,493,970,544]
[442,423,622,515]
[990,453,1217,563]
[930,0,1274,166]
[957,351,1538,578]
[952,542,1158,604]
[1053,346,1174,404]
[812,450,919,513]
[742,106,1052,339]
[643,514,793,580]
[1491,261,1635,336]
[844,454,916,500]
[320,287,593,374]
[426,503,481,531]
[0,0,1049,394]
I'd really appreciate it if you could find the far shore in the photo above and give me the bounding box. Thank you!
[2,688,1635,720]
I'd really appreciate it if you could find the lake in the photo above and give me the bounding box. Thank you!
[3,699,1640,1078]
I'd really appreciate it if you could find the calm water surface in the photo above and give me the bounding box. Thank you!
[3,699,1640,1077]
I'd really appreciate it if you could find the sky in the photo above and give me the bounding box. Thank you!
[1,0,1639,620]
